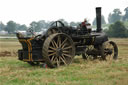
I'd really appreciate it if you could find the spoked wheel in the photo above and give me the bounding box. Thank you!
[101,41,118,61]
[42,33,75,68]
[82,45,97,60]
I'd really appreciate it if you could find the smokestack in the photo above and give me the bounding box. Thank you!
[96,7,102,32]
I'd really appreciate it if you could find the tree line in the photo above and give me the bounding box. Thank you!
[92,7,128,25]
[104,21,128,38]
[0,20,52,33]
[104,7,128,38]
[0,19,81,34]
[0,7,128,37]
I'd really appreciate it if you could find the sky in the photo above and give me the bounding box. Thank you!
[0,0,128,26]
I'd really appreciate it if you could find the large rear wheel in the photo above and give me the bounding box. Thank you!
[42,33,75,68]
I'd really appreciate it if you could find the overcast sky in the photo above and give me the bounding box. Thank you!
[0,0,128,26]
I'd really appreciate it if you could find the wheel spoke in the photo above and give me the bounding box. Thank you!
[51,40,56,48]
[108,55,111,60]
[63,53,72,58]
[62,55,68,65]
[63,46,72,50]
[63,50,70,53]
[110,44,114,49]
[48,50,55,53]
[61,38,68,48]
[60,56,67,65]
[49,46,56,51]
[52,40,58,48]
[51,56,55,61]
[62,43,68,49]
[108,43,111,48]
[52,57,57,64]
[110,54,113,60]
[57,36,61,47]
[57,58,60,67]
[48,52,56,57]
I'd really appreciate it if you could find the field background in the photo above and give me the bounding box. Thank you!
[0,38,128,85]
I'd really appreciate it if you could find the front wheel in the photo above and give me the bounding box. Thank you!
[82,45,96,60]
[101,41,118,60]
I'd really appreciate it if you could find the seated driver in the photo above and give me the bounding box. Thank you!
[81,19,92,33]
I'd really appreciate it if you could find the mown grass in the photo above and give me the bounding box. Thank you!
[0,38,128,85]
[0,38,21,56]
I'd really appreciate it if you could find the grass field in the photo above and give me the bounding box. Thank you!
[0,38,128,85]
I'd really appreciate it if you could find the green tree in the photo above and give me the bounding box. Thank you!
[123,7,128,21]
[30,21,43,32]
[38,20,47,28]
[107,21,127,37]
[18,24,27,31]
[108,9,122,24]
[30,21,37,32]
[70,22,77,26]
[0,22,5,31]
[30,21,39,32]
[92,15,106,25]
[5,21,17,33]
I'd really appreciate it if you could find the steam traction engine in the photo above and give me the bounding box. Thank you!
[16,7,118,68]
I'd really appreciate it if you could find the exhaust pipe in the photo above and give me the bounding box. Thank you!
[96,7,102,32]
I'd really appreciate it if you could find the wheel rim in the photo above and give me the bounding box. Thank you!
[102,41,118,60]
[43,33,75,68]
[47,27,61,36]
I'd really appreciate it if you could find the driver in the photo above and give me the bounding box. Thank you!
[82,19,88,26]
[80,19,88,31]
[81,19,92,33]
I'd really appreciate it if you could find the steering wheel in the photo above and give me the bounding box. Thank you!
[50,21,65,27]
